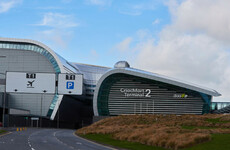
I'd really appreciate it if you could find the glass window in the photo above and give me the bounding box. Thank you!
[9,44,13,49]
[26,45,30,50]
[19,45,24,49]
[0,42,61,74]
[16,44,20,49]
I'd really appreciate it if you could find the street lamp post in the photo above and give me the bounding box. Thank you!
[40,90,47,128]
[57,100,60,128]
[0,72,6,128]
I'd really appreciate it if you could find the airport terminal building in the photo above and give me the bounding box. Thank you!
[0,38,223,128]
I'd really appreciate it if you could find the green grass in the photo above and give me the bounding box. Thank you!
[79,133,230,150]
[79,133,166,150]
[206,118,229,124]
[0,130,7,134]
[181,126,218,130]
[184,134,230,150]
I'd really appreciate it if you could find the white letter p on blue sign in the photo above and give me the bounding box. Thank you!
[66,81,74,89]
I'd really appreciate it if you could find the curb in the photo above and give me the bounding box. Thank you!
[73,132,117,150]
[0,132,12,137]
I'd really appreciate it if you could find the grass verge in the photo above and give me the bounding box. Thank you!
[79,133,166,150]
[181,126,218,130]
[184,134,230,150]
[0,129,7,135]
[77,114,230,149]
[206,118,229,124]
[79,133,230,150]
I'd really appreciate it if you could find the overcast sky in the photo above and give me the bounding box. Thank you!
[1,0,230,102]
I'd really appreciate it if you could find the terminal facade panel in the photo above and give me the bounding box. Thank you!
[93,62,221,116]
[95,73,211,116]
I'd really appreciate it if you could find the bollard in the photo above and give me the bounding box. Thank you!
[16,128,19,131]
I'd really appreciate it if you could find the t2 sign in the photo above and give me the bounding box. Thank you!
[58,74,83,95]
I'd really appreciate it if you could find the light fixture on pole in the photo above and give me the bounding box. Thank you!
[0,72,6,128]
[40,90,47,128]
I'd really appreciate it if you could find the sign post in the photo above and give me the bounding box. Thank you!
[40,90,47,128]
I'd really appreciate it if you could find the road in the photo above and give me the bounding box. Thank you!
[0,128,115,150]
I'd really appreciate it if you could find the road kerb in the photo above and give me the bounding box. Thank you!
[73,132,117,150]
[0,132,12,137]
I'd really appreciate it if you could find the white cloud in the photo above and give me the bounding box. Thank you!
[0,0,22,13]
[36,29,73,49]
[85,0,112,6]
[119,1,157,16]
[167,0,230,43]
[61,0,72,3]
[116,37,133,52]
[36,6,63,10]
[152,18,160,25]
[37,13,79,28]
[118,10,142,16]
[34,13,78,50]
[89,49,99,61]
[116,0,230,101]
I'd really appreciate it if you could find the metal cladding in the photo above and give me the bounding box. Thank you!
[93,63,221,116]
[114,61,130,68]
[108,76,204,115]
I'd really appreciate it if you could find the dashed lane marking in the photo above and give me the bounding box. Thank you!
[54,130,76,150]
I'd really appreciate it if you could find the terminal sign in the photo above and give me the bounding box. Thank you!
[6,72,55,94]
[120,88,151,97]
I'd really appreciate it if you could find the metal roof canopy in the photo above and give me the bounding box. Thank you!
[93,67,221,116]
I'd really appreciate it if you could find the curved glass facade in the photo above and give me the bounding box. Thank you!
[0,41,61,117]
[47,94,59,117]
[0,42,61,73]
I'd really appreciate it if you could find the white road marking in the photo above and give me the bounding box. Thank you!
[73,133,116,150]
[54,130,77,150]
[76,142,82,145]
[28,131,38,150]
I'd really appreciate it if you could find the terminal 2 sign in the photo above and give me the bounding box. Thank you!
[120,88,151,97]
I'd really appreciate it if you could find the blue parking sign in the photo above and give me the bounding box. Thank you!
[66,81,74,89]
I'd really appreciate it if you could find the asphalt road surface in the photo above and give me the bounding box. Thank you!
[0,128,115,150]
